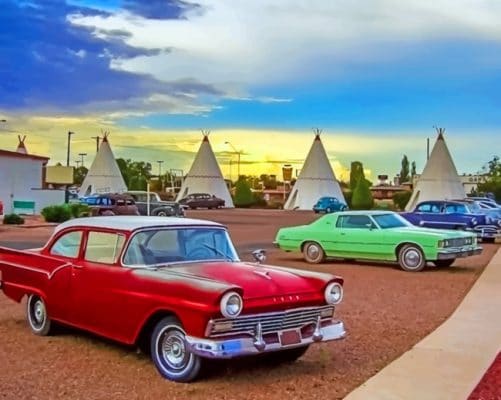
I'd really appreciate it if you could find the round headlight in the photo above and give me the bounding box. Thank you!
[471,218,477,226]
[324,282,343,305]
[220,291,243,318]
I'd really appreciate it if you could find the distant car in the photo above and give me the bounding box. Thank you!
[0,216,346,382]
[125,191,184,217]
[401,200,501,241]
[313,197,348,213]
[82,193,140,216]
[274,211,481,271]
[0,200,3,216]
[178,193,225,209]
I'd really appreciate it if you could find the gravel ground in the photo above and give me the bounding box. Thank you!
[0,209,498,400]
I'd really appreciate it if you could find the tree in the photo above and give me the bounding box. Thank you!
[411,161,416,178]
[399,155,410,183]
[116,158,152,190]
[233,178,254,207]
[351,177,374,210]
[477,155,501,201]
[73,166,88,185]
[349,161,365,191]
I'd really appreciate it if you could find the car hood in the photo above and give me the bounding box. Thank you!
[387,226,474,238]
[165,261,333,300]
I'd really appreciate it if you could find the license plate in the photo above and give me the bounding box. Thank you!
[280,329,301,346]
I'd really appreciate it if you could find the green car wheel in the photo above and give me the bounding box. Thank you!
[303,242,325,264]
[398,244,426,272]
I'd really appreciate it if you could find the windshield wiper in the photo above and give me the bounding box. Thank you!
[201,243,233,261]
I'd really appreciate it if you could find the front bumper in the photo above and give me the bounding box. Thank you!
[437,246,482,260]
[185,319,346,359]
[473,226,501,240]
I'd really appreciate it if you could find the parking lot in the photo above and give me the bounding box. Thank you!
[0,209,498,400]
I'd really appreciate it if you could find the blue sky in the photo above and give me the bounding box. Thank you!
[0,0,500,179]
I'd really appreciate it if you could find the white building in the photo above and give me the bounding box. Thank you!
[0,149,64,214]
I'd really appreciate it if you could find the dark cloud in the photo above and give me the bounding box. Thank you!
[0,0,213,114]
[122,0,200,20]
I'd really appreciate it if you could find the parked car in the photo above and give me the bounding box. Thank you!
[125,191,184,217]
[0,200,3,216]
[81,193,140,216]
[178,193,225,209]
[274,211,481,271]
[313,196,348,213]
[401,200,501,241]
[0,216,345,382]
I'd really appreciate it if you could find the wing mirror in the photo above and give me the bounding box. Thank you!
[252,249,267,264]
[366,223,375,230]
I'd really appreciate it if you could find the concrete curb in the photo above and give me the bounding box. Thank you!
[344,248,501,400]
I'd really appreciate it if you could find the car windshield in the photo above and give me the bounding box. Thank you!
[372,213,411,229]
[123,227,239,267]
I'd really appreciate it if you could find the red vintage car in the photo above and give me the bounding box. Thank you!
[0,216,345,382]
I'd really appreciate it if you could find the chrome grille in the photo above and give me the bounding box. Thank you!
[208,305,334,337]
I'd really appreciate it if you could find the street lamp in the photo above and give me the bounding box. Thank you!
[225,141,241,180]
[67,131,75,166]
[78,152,87,167]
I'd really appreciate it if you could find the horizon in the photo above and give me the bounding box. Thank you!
[1,0,500,180]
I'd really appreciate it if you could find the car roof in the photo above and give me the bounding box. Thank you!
[330,210,396,216]
[54,216,223,234]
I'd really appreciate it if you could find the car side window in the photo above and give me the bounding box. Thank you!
[84,231,126,264]
[417,203,431,212]
[336,215,372,229]
[50,231,83,258]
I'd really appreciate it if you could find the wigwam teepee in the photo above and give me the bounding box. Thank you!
[405,128,465,211]
[78,131,127,197]
[176,131,234,207]
[284,129,345,210]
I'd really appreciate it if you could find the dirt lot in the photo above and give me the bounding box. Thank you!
[0,209,498,400]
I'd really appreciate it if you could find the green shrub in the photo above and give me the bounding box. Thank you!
[234,179,255,207]
[3,213,25,225]
[351,179,374,210]
[69,203,90,218]
[392,191,412,211]
[343,190,352,208]
[41,205,72,223]
[251,192,267,208]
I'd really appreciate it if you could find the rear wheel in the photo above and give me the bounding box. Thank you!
[150,316,202,382]
[433,259,455,268]
[398,244,425,272]
[27,294,52,336]
[303,242,325,264]
[156,210,168,217]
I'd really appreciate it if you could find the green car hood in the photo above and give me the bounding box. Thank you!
[387,226,475,239]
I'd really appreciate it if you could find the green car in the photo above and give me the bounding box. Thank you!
[274,211,482,272]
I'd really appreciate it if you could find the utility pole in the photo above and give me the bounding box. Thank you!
[67,131,75,166]
[78,153,87,167]
[157,160,164,190]
[91,136,100,153]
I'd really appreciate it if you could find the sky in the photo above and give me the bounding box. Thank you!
[1,0,500,182]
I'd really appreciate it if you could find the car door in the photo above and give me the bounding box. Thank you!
[333,214,381,258]
[69,230,141,342]
[45,229,84,321]
[414,202,443,228]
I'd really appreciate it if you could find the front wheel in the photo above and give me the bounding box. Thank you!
[151,316,202,382]
[398,244,425,272]
[27,294,52,336]
[433,259,455,268]
[303,242,325,264]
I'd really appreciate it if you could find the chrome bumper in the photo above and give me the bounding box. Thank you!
[437,246,482,260]
[185,320,346,359]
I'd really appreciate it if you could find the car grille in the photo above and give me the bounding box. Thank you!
[446,238,471,247]
[207,305,334,337]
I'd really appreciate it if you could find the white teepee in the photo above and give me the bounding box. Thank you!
[78,132,127,197]
[284,130,345,210]
[405,128,465,211]
[176,131,234,207]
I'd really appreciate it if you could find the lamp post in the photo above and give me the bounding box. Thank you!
[225,141,241,180]
[78,152,87,167]
[157,160,164,190]
[91,136,100,153]
[67,131,75,166]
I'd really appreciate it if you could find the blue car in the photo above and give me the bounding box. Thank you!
[313,196,348,214]
[401,200,501,241]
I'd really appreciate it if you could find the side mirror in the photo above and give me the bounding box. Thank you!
[366,223,375,230]
[252,249,267,264]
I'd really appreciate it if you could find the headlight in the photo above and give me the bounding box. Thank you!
[220,291,243,318]
[438,240,444,248]
[324,282,343,305]
[498,220,501,227]
[471,218,477,226]
[444,239,450,247]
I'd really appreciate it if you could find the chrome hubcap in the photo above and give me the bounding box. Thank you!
[404,249,421,268]
[307,245,319,259]
[161,330,189,370]
[31,299,45,327]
